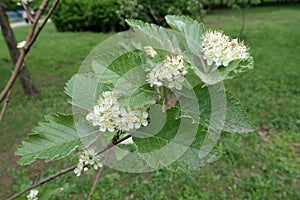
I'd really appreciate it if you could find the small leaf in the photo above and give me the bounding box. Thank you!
[126,19,187,53]
[219,57,254,80]
[223,92,255,133]
[15,114,83,165]
[165,15,205,44]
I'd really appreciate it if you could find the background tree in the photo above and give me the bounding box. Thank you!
[229,0,261,38]
[0,0,38,98]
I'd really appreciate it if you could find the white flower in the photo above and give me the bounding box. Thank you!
[146,52,187,90]
[201,30,251,71]
[144,46,157,58]
[17,41,26,49]
[27,189,38,200]
[74,150,103,177]
[86,91,149,133]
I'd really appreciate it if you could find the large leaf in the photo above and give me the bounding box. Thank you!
[194,85,254,133]
[132,105,220,172]
[132,105,200,170]
[15,114,83,165]
[173,84,254,133]
[167,125,222,172]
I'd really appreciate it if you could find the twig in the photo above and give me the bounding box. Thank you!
[87,153,110,200]
[27,0,60,47]
[20,0,34,23]
[0,91,11,121]
[96,134,131,155]
[7,164,77,200]
[88,168,102,200]
[0,0,60,104]
[7,135,132,200]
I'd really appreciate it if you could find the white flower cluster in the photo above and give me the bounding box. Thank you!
[74,150,103,177]
[201,30,250,68]
[27,189,38,200]
[146,52,188,90]
[86,91,149,132]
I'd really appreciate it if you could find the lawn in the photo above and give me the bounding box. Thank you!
[0,5,299,200]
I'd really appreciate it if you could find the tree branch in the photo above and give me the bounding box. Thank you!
[0,0,59,104]
[21,0,34,23]
[27,0,60,48]
[7,164,77,200]
[7,135,132,200]
[0,91,10,121]
[87,153,110,200]
[87,167,103,200]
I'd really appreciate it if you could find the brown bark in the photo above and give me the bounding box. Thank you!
[0,0,38,97]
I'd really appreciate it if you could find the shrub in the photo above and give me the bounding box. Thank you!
[51,0,121,32]
[116,0,198,28]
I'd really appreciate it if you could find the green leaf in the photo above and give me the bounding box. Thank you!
[194,85,254,133]
[15,114,83,165]
[92,53,121,85]
[133,105,220,172]
[93,50,156,107]
[133,105,201,170]
[64,73,109,111]
[125,19,164,40]
[223,92,255,133]
[126,19,188,54]
[165,15,205,44]
[167,125,222,172]
[219,57,254,80]
[107,51,143,76]
[133,107,180,153]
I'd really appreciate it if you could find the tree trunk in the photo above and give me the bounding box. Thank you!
[0,0,38,97]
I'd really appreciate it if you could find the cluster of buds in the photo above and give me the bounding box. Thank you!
[74,150,103,177]
[146,51,188,90]
[201,30,250,69]
[86,91,149,133]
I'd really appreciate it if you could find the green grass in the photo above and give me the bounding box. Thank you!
[0,5,299,200]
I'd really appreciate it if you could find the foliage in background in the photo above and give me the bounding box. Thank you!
[51,0,121,32]
[116,0,207,27]
[51,0,300,32]
[52,0,206,32]
[3,0,46,11]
